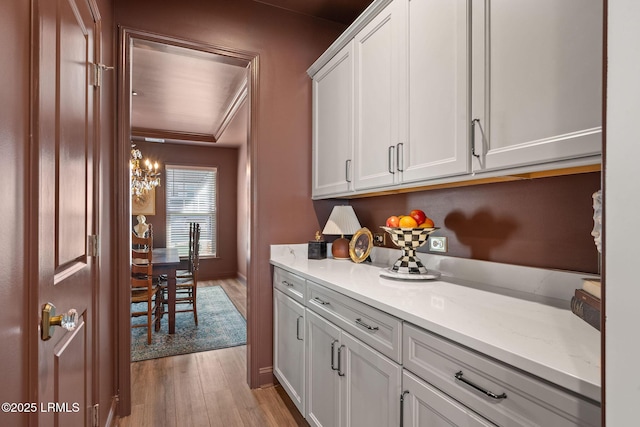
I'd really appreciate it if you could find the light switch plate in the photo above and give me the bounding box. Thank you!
[429,236,448,253]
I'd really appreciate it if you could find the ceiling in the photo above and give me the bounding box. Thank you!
[131,39,249,147]
[130,0,373,148]
[255,0,373,25]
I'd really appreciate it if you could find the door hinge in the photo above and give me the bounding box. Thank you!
[91,63,114,88]
[92,404,99,427]
[88,234,100,257]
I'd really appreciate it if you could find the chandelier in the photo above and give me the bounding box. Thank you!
[130,144,161,199]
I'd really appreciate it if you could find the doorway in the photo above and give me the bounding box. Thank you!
[117,28,259,415]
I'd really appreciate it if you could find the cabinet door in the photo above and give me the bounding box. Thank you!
[273,290,306,415]
[353,0,405,191]
[471,0,602,172]
[402,371,495,427]
[401,0,470,183]
[306,310,342,427]
[339,332,402,427]
[312,43,354,198]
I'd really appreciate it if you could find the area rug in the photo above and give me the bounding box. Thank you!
[131,285,246,362]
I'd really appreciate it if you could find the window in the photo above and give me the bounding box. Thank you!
[165,165,217,257]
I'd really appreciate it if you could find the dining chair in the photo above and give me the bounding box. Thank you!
[130,227,163,344]
[176,222,197,279]
[162,223,200,325]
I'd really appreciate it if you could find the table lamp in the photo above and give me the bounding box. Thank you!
[322,205,362,260]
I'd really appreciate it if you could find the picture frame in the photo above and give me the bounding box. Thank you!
[132,188,156,215]
[349,227,373,263]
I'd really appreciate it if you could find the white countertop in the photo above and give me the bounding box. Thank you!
[270,244,601,403]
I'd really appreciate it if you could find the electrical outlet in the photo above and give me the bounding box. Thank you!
[373,233,385,246]
[429,236,448,253]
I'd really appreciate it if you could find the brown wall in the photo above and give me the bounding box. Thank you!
[348,172,601,274]
[132,140,240,280]
[116,0,346,387]
[236,133,249,282]
[0,0,30,422]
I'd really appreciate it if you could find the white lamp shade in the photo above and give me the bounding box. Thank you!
[322,205,362,236]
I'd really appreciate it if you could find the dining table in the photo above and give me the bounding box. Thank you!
[152,247,181,334]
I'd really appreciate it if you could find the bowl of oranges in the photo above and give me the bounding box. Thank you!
[380,209,439,276]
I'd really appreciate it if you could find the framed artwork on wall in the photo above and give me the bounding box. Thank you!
[132,188,156,216]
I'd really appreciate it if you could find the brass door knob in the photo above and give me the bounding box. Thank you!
[41,303,78,341]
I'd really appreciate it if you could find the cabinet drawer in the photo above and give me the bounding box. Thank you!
[273,267,306,305]
[307,281,401,363]
[403,323,600,427]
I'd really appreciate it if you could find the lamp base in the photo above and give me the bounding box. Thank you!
[331,237,351,260]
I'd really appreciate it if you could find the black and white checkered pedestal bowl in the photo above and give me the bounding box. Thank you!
[380,226,439,275]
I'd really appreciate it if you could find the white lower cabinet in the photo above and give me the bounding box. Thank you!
[273,267,600,427]
[402,370,495,427]
[306,309,402,427]
[403,323,601,427]
[306,309,341,427]
[273,289,306,415]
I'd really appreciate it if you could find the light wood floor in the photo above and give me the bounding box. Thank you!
[118,278,307,427]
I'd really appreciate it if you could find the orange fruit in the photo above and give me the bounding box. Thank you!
[419,217,435,228]
[398,216,418,228]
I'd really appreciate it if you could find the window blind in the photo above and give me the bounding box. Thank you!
[165,166,217,257]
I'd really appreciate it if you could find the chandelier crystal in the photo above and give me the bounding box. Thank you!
[130,144,161,199]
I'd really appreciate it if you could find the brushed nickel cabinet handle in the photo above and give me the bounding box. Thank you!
[400,390,410,427]
[396,143,404,172]
[337,345,346,376]
[345,159,352,182]
[388,146,395,174]
[455,371,507,400]
[330,339,339,371]
[296,316,303,340]
[282,280,294,287]
[471,119,481,159]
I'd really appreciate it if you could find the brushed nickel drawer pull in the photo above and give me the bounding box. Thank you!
[282,280,294,287]
[455,371,507,400]
[313,297,330,305]
[355,318,379,331]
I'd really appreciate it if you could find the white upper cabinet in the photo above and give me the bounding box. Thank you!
[400,0,470,183]
[312,43,354,199]
[470,0,603,172]
[353,0,470,190]
[308,0,602,199]
[353,0,405,191]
